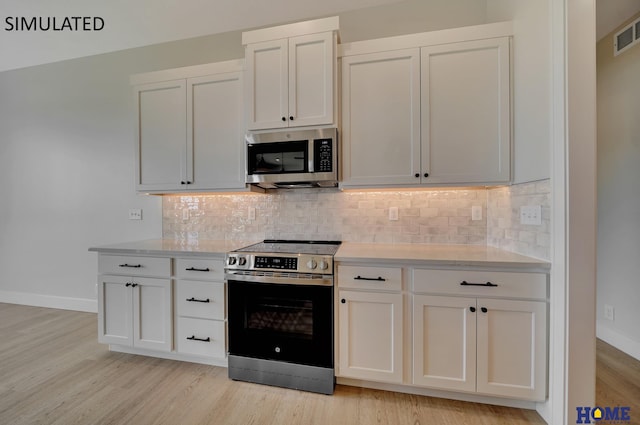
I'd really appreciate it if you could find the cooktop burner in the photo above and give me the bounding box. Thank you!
[234,240,342,256]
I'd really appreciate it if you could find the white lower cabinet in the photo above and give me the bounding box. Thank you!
[412,295,476,392]
[338,290,403,383]
[336,262,548,403]
[98,275,173,352]
[412,269,547,401]
[337,265,404,383]
[97,254,227,364]
[475,297,547,400]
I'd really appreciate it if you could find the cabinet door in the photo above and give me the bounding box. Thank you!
[98,275,133,346]
[341,49,421,187]
[245,39,288,130]
[421,38,510,184]
[476,298,546,401]
[135,80,187,191]
[187,72,246,190]
[288,32,334,127]
[413,295,476,392]
[338,290,403,383]
[132,277,173,352]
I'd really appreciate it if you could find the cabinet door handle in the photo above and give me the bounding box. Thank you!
[119,264,141,268]
[460,281,498,287]
[415,173,420,178]
[186,297,210,303]
[470,306,476,312]
[424,172,429,178]
[341,299,346,304]
[125,282,132,287]
[289,116,294,121]
[186,335,211,342]
[481,307,488,313]
[186,267,210,272]
[354,275,386,282]
[281,117,286,122]
[131,283,138,288]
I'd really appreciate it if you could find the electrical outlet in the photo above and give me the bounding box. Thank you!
[128,209,142,220]
[248,207,256,221]
[471,206,483,221]
[604,304,615,321]
[520,205,542,225]
[389,207,399,221]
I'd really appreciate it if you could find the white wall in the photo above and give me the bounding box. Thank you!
[596,11,640,360]
[0,31,245,310]
[0,0,487,311]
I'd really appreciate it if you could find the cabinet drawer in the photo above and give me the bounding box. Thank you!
[412,269,547,300]
[99,254,171,277]
[175,258,224,281]
[176,281,225,320]
[176,317,226,358]
[338,265,402,291]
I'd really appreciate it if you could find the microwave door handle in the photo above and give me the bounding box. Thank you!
[308,139,315,173]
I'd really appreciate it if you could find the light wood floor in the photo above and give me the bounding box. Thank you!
[0,304,635,425]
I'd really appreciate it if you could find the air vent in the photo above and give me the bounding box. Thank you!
[614,16,640,56]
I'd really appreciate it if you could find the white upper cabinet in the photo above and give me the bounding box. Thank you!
[341,49,421,186]
[340,23,512,188]
[243,17,338,130]
[421,38,511,184]
[135,80,187,192]
[132,60,248,193]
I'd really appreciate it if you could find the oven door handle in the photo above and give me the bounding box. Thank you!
[225,272,333,286]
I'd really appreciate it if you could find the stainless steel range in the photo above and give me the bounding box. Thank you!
[225,240,341,395]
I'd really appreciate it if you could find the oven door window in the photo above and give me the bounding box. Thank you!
[228,281,333,368]
[247,140,308,174]
[246,296,313,339]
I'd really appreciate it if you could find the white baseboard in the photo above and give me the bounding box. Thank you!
[0,290,97,313]
[597,321,640,361]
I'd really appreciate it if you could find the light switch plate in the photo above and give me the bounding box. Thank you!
[471,206,483,221]
[389,207,399,221]
[128,209,142,220]
[520,205,542,225]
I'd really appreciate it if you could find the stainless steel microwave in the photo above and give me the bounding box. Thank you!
[245,127,338,189]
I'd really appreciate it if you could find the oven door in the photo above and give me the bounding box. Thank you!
[227,280,333,368]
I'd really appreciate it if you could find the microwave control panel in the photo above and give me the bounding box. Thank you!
[314,139,333,172]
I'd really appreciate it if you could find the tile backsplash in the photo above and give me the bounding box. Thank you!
[162,179,551,260]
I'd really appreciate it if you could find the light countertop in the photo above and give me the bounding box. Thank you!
[88,239,258,257]
[335,242,550,270]
[89,239,550,270]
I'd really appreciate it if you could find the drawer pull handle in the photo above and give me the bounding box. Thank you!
[186,267,210,272]
[354,276,386,282]
[460,281,498,287]
[119,264,142,268]
[186,297,210,303]
[187,335,211,342]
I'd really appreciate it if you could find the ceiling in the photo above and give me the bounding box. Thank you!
[0,0,639,74]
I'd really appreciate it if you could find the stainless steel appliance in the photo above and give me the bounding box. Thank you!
[225,240,341,395]
[245,127,338,189]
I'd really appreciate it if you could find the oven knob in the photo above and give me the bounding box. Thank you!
[227,256,237,266]
[306,259,317,270]
[238,256,247,266]
[319,260,329,270]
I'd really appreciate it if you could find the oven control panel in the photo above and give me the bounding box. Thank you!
[225,253,333,275]
[254,256,297,270]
